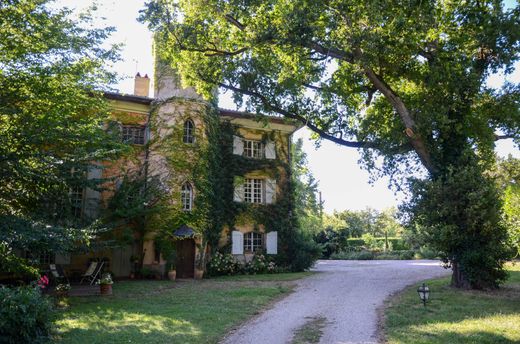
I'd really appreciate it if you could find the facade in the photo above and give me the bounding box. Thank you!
[55,65,301,279]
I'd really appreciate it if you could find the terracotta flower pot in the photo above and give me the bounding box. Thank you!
[99,284,113,295]
[194,268,204,280]
[168,270,177,281]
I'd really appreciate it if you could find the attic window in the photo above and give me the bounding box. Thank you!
[122,125,146,145]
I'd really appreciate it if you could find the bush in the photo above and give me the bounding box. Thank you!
[345,237,410,251]
[244,254,274,274]
[397,250,415,260]
[0,286,53,344]
[414,246,439,260]
[208,252,241,276]
[330,250,375,260]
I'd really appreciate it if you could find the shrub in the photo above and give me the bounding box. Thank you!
[330,250,375,260]
[0,286,53,344]
[397,250,415,260]
[414,246,439,260]
[244,254,271,274]
[208,252,241,276]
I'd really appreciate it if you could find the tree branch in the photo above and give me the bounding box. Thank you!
[362,67,436,174]
[209,79,376,149]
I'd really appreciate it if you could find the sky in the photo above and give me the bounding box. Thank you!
[59,0,519,213]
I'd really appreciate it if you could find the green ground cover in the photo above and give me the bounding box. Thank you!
[54,272,312,344]
[384,263,520,344]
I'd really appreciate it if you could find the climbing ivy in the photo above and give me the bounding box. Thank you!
[128,97,319,271]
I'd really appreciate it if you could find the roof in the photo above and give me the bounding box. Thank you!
[103,92,302,131]
[173,224,196,238]
[104,92,153,105]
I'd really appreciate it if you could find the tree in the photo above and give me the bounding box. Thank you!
[0,0,123,277]
[141,0,519,288]
[292,138,323,235]
[493,155,520,257]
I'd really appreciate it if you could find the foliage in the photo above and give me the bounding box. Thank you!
[141,0,520,288]
[385,264,520,344]
[492,155,520,257]
[105,172,167,270]
[292,138,323,236]
[55,283,71,292]
[96,273,113,285]
[209,252,277,276]
[0,285,54,344]
[0,0,124,277]
[208,251,242,275]
[330,250,375,260]
[403,161,510,289]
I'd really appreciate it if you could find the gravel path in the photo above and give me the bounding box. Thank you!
[221,260,450,344]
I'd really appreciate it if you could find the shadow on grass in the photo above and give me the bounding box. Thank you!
[385,267,520,344]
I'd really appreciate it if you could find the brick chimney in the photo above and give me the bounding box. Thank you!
[134,72,150,97]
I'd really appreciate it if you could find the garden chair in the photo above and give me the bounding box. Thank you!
[79,261,104,285]
[49,264,69,284]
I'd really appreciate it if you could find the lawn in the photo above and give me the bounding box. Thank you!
[384,263,520,344]
[53,272,312,344]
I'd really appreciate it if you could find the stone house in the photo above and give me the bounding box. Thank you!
[52,61,301,279]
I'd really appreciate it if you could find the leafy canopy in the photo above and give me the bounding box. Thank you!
[141,0,519,178]
[0,0,124,274]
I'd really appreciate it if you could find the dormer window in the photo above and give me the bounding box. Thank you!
[243,140,264,159]
[183,119,195,144]
[122,125,146,145]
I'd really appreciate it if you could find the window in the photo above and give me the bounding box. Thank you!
[70,186,84,217]
[183,119,195,144]
[181,182,193,211]
[244,178,263,204]
[122,125,146,145]
[243,140,264,159]
[244,232,263,253]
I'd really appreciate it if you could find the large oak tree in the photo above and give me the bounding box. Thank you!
[141,0,520,288]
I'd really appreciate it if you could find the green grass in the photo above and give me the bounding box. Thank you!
[385,263,520,344]
[53,273,309,344]
[291,316,327,344]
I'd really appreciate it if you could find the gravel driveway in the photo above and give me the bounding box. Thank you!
[221,260,450,344]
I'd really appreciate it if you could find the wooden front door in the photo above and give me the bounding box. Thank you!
[176,239,195,278]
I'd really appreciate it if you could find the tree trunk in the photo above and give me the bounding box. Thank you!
[451,261,471,289]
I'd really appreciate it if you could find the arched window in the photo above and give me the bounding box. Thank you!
[183,119,195,144]
[244,232,264,253]
[181,182,193,211]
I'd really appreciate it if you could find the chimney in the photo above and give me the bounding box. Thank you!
[134,72,150,97]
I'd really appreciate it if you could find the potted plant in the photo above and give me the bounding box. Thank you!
[167,251,177,281]
[55,283,71,298]
[97,273,114,295]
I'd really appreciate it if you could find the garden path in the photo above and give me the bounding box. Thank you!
[221,260,450,344]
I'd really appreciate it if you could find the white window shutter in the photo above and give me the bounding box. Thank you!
[266,232,278,254]
[265,179,276,204]
[232,231,244,255]
[265,140,276,159]
[234,177,245,202]
[233,135,244,155]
